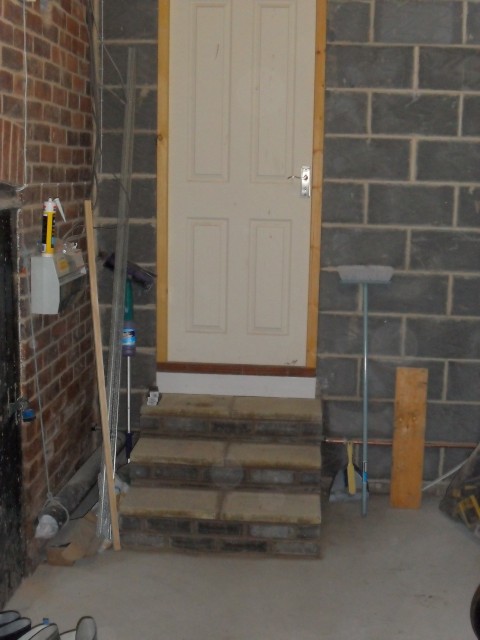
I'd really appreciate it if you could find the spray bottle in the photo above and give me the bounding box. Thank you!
[123,277,136,461]
[122,277,136,357]
[41,197,66,256]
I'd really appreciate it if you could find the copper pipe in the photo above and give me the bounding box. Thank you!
[322,437,476,449]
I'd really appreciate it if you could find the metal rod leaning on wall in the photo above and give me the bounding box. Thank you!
[85,199,120,551]
[97,47,137,541]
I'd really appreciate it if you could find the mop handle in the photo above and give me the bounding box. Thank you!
[362,282,368,517]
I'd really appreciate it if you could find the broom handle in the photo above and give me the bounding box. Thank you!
[362,282,369,517]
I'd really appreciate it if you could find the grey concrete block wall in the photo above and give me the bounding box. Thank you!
[97,0,480,482]
[321,0,480,481]
[97,0,158,428]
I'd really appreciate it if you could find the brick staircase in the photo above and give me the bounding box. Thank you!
[119,394,323,557]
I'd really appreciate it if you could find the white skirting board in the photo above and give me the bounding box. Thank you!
[156,372,317,399]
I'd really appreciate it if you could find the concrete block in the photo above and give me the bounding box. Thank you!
[318,314,402,356]
[297,525,322,539]
[102,87,157,131]
[452,276,480,316]
[152,465,200,483]
[128,465,149,481]
[122,351,156,389]
[271,541,321,557]
[146,518,192,534]
[97,177,157,220]
[422,448,443,483]
[120,531,167,549]
[405,318,480,359]
[367,445,392,479]
[249,469,295,485]
[133,133,157,174]
[375,1,462,44]
[197,521,243,536]
[118,515,143,531]
[417,141,480,182]
[463,96,480,136]
[371,94,458,136]
[324,400,394,439]
[322,400,364,438]
[419,48,480,90]
[207,465,245,489]
[369,184,454,227]
[133,308,157,349]
[410,230,480,271]
[326,45,413,88]
[327,1,370,42]
[322,182,365,224]
[317,357,357,396]
[368,359,445,400]
[100,132,122,173]
[145,416,210,436]
[211,421,254,438]
[369,274,448,314]
[321,227,407,267]
[219,540,268,554]
[101,133,156,175]
[442,446,478,476]
[103,44,158,85]
[467,3,480,44]
[253,421,314,440]
[324,137,410,180]
[298,472,322,486]
[325,91,368,133]
[447,362,480,401]
[103,0,157,39]
[97,264,156,306]
[425,403,480,443]
[319,270,360,312]
[171,537,216,552]
[249,524,295,539]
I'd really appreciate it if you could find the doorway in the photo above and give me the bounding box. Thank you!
[0,210,24,607]
[156,0,327,396]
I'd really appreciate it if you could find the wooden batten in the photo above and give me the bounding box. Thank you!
[390,367,429,510]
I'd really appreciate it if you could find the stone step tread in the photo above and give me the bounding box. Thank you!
[120,486,321,525]
[130,437,321,470]
[141,394,322,422]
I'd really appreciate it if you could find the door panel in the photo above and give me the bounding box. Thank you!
[168,0,316,366]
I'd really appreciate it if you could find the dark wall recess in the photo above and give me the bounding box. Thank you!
[0,209,24,608]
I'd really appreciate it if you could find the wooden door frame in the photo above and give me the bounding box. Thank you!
[156,0,327,370]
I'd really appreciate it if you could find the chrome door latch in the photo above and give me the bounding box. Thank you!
[300,165,311,198]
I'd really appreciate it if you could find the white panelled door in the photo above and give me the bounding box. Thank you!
[168,0,316,366]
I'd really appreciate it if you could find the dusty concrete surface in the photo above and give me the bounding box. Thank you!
[7,496,479,640]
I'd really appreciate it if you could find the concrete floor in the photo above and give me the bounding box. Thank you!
[7,496,480,640]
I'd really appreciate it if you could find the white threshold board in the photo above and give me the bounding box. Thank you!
[156,372,316,399]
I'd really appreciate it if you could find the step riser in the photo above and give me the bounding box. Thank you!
[129,463,322,493]
[120,515,321,558]
[140,416,322,445]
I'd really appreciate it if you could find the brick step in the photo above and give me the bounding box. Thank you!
[119,486,321,558]
[140,394,323,444]
[128,437,322,492]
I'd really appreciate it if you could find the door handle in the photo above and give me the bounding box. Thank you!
[287,166,311,198]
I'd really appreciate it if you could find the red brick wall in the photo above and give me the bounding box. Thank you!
[0,0,96,570]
